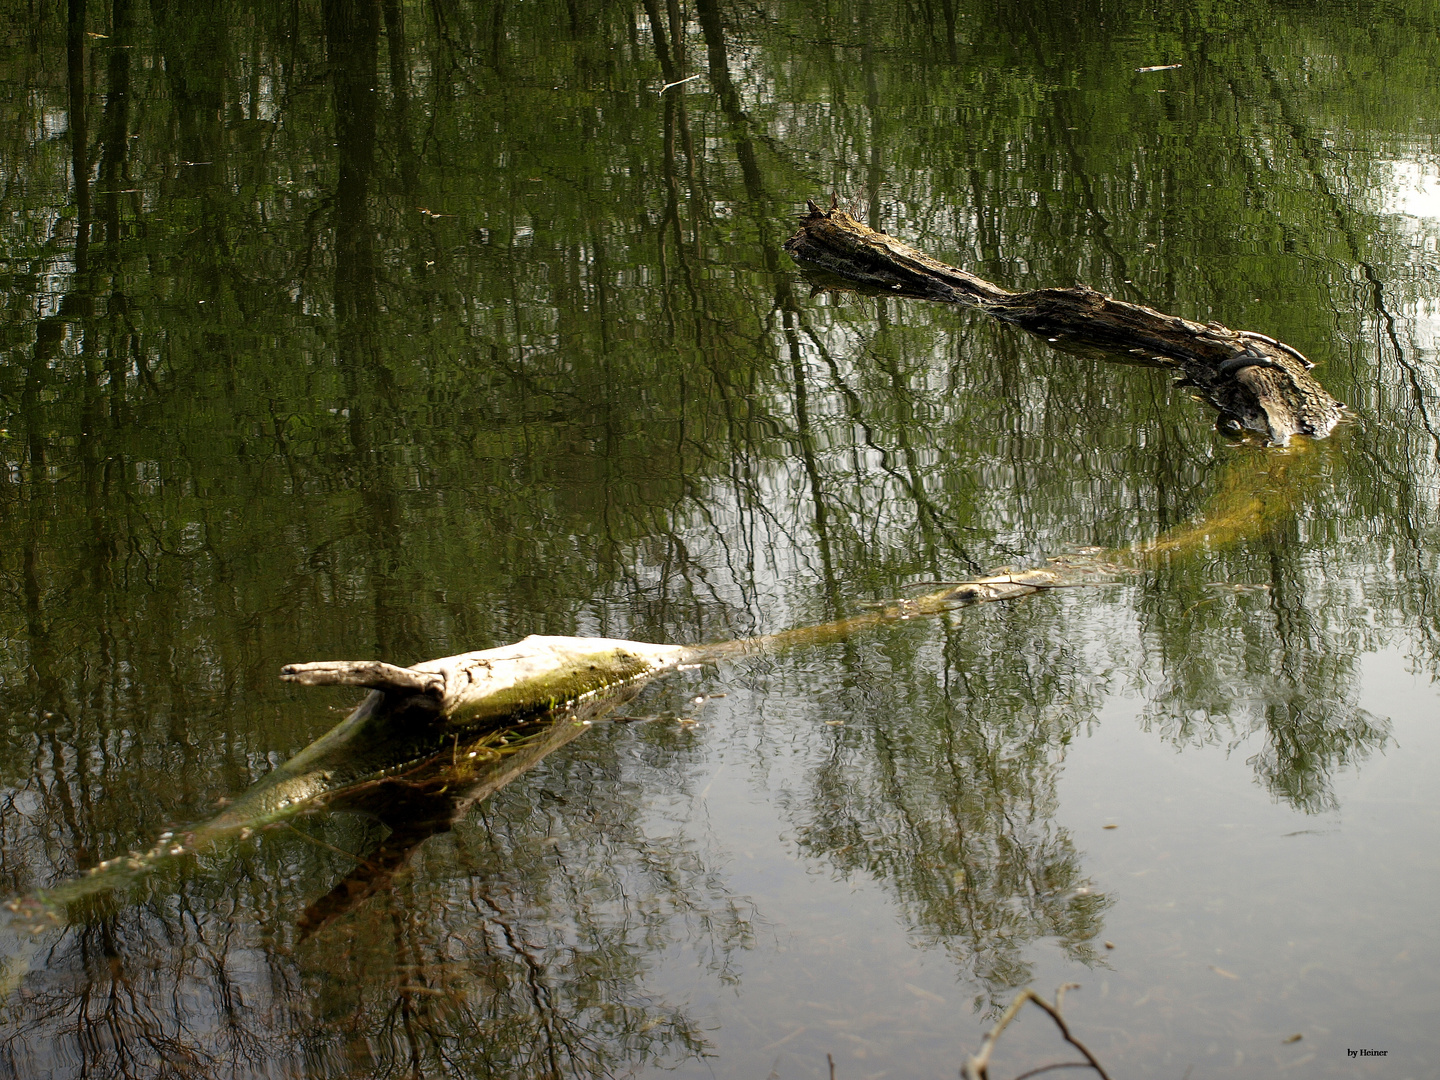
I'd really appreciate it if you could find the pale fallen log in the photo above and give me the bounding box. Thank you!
[179,637,699,844]
[281,635,696,724]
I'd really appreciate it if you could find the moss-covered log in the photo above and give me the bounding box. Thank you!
[785,202,1346,445]
[281,635,696,726]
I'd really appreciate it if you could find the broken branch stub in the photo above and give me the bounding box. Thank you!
[785,203,1345,445]
[281,660,444,695]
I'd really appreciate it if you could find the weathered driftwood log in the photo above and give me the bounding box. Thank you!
[785,202,1345,445]
[281,635,696,725]
[214,637,701,838]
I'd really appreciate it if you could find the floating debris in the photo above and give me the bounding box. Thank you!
[659,74,702,93]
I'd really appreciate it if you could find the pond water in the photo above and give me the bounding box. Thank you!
[2,1,1439,1077]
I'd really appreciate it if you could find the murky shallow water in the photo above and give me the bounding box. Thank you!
[3,0,1439,1076]
[592,634,1440,1078]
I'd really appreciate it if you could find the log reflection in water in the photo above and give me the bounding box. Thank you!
[0,683,738,1078]
[293,684,645,941]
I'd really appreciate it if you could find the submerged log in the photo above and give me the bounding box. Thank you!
[785,202,1346,445]
[2,638,697,931]
[7,572,1123,935]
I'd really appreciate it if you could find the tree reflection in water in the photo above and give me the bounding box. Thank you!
[782,615,1112,1002]
[1,0,1435,1074]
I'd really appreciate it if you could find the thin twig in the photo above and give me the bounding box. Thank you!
[660,73,702,92]
[1027,987,1111,1080]
[963,990,1036,1080]
[1010,1064,1102,1080]
[282,822,379,872]
[961,985,1112,1080]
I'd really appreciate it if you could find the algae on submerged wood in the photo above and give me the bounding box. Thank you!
[3,637,695,931]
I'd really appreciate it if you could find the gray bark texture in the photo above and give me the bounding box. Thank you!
[784,202,1346,445]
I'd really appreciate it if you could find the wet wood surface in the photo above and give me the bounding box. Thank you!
[785,201,1347,445]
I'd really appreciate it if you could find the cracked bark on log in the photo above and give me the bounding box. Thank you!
[784,202,1346,446]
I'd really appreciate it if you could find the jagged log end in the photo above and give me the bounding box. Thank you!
[784,204,873,274]
[280,660,445,697]
[785,204,999,304]
[1214,360,1346,445]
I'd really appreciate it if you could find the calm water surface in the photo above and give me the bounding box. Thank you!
[2,1,1439,1076]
